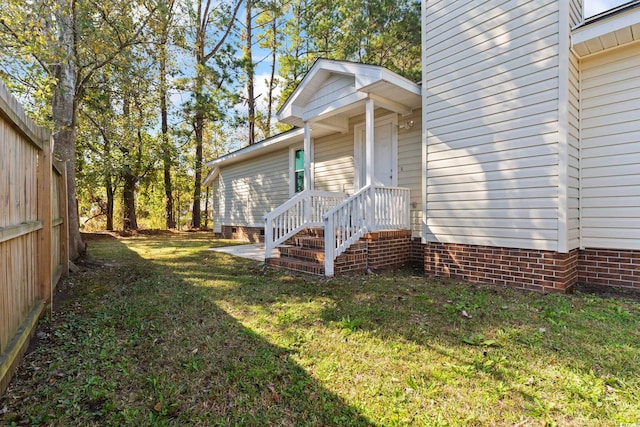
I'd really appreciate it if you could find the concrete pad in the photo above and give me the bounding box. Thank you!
[209,243,266,262]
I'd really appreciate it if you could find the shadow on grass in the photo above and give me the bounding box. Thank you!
[0,233,374,426]
[7,232,634,425]
[138,234,640,423]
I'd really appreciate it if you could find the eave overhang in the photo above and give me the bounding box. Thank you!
[277,59,422,128]
[572,0,640,57]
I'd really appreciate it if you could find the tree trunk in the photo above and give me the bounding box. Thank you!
[245,0,255,145]
[159,37,175,229]
[105,174,114,231]
[191,19,205,230]
[122,169,137,230]
[265,13,277,137]
[52,0,84,259]
[191,107,203,229]
[203,185,210,229]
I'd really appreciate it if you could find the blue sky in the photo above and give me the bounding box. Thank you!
[585,0,630,16]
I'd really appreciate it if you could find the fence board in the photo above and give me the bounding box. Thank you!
[0,82,68,395]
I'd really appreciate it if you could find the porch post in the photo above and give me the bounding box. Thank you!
[304,121,311,222]
[365,98,375,229]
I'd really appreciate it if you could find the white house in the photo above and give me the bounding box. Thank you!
[205,0,640,292]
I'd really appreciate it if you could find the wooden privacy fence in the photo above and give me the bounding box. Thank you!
[0,82,69,395]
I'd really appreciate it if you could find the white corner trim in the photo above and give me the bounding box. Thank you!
[557,0,571,254]
[421,0,428,245]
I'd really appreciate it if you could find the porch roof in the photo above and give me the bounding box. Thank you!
[203,128,304,186]
[277,59,421,129]
[572,0,640,57]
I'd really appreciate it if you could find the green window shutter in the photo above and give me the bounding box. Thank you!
[295,149,304,171]
[294,149,304,193]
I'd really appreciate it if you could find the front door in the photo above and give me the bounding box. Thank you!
[373,122,394,187]
[355,115,397,189]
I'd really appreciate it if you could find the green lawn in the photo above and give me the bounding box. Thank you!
[1,232,639,426]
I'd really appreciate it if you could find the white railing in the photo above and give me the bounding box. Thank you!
[324,185,410,276]
[374,186,411,230]
[264,190,345,257]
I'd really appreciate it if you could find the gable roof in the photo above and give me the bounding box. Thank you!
[572,0,640,56]
[204,60,422,182]
[277,59,421,128]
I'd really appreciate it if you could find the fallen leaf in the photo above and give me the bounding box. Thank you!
[266,384,281,402]
[153,402,162,412]
[461,310,472,319]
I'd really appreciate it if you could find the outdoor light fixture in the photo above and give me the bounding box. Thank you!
[398,120,414,130]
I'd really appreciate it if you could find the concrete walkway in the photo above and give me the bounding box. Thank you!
[208,243,266,262]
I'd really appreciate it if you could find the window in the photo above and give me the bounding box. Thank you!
[294,149,304,193]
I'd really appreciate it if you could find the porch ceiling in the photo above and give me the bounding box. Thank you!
[278,59,421,129]
[572,1,640,57]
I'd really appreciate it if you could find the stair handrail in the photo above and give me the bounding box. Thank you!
[264,189,345,257]
[323,185,411,276]
[323,184,373,276]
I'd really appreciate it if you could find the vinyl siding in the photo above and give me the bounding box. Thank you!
[567,48,581,250]
[565,0,583,250]
[424,0,561,251]
[314,125,355,194]
[580,42,640,250]
[354,110,423,238]
[304,74,355,118]
[212,178,221,233]
[397,109,422,238]
[216,147,289,227]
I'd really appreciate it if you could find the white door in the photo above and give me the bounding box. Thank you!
[355,116,397,189]
[373,122,394,187]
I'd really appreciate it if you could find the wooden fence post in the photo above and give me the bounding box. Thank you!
[38,135,53,313]
[59,159,69,277]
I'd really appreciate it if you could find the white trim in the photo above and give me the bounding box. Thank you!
[220,222,265,228]
[421,0,428,244]
[578,52,584,250]
[288,143,304,197]
[572,6,640,44]
[365,99,375,187]
[354,113,398,190]
[278,59,421,121]
[203,167,219,187]
[206,128,303,168]
[303,122,311,192]
[558,0,570,253]
[572,5,640,57]
[301,92,368,122]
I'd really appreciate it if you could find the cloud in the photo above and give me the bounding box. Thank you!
[234,71,282,116]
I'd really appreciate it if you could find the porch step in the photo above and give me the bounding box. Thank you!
[266,256,325,276]
[304,227,324,238]
[278,245,325,263]
[292,236,325,249]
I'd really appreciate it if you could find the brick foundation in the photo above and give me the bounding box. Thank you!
[365,230,412,270]
[334,230,412,274]
[221,225,264,243]
[578,248,640,290]
[410,238,424,267]
[424,242,579,293]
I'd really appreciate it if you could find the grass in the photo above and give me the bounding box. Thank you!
[1,231,639,426]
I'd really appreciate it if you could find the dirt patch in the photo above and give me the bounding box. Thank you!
[573,282,640,302]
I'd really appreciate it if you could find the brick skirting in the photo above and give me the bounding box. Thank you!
[221,225,264,243]
[335,230,412,274]
[424,242,579,293]
[578,248,640,290]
